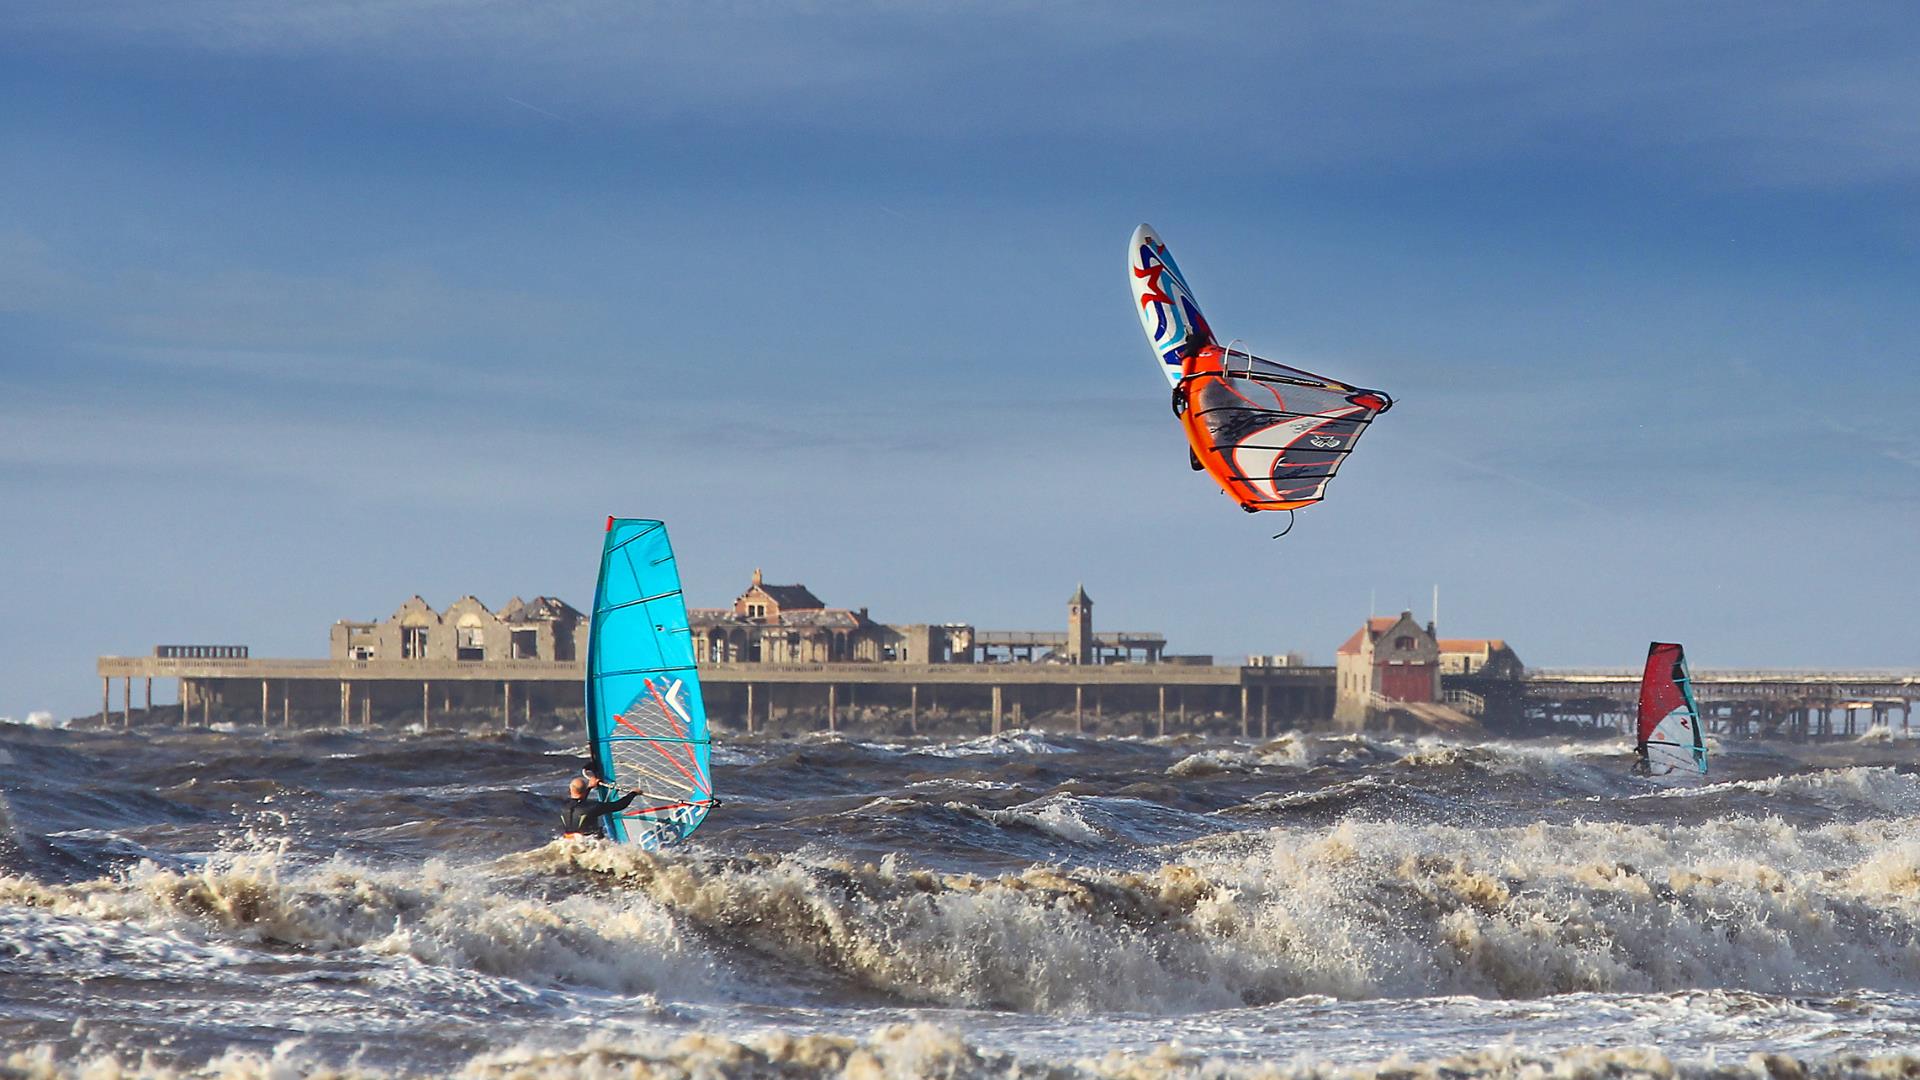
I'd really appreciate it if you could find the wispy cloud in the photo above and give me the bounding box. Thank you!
[13,1,1920,187]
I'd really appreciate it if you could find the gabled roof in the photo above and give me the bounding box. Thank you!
[1437,638,1507,654]
[753,583,824,610]
[1336,616,1400,656]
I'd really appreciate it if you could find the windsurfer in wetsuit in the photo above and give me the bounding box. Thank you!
[561,774,639,839]
[1631,742,1652,776]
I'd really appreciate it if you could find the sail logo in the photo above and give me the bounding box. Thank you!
[1309,436,1343,449]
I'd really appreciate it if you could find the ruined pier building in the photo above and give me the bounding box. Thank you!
[97,574,1332,734]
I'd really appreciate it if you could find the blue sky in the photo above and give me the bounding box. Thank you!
[3,2,1917,720]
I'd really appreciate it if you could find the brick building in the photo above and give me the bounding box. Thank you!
[1335,611,1441,722]
[690,569,959,665]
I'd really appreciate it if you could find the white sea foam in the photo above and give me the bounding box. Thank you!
[12,1018,1920,1079]
[0,844,726,1000]
[914,731,1072,758]
[1632,766,1920,814]
[708,743,768,766]
[1167,749,1260,777]
[960,795,1106,844]
[906,777,1019,792]
[537,808,1920,1014]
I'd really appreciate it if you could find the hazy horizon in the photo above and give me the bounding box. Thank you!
[4,2,1917,721]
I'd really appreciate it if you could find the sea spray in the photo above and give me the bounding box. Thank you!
[0,844,721,999]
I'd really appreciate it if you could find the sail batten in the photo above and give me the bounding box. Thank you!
[585,518,715,847]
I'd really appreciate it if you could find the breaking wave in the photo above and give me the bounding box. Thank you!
[17,807,1920,1019]
[11,1020,1920,1079]
[0,845,721,999]
[542,811,1920,1012]
[1633,766,1920,815]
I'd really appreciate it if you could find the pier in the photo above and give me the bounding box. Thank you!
[1521,669,1919,738]
[88,582,1920,741]
[92,653,1920,740]
[92,654,1336,738]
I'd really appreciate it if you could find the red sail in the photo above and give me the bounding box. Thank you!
[1636,642,1689,745]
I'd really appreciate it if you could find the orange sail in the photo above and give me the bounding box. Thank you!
[1174,343,1393,513]
[1131,224,1393,523]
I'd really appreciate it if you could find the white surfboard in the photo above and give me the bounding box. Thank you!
[1128,224,1217,387]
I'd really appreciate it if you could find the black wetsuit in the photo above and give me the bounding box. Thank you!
[561,790,639,838]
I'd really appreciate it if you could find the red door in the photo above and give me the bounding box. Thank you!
[1379,663,1435,702]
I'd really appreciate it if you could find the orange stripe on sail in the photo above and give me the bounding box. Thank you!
[612,709,707,794]
[645,678,711,794]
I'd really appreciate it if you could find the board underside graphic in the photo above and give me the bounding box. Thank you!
[586,518,715,848]
[1638,641,1707,778]
[1130,223,1393,516]
[1129,223,1214,386]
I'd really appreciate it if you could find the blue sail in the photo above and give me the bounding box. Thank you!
[585,517,714,847]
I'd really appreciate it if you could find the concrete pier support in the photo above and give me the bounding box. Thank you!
[422,682,431,730]
[340,682,350,729]
[1261,685,1270,739]
[260,680,268,727]
[910,685,919,733]
[1157,686,1166,737]
[122,678,131,727]
[1074,685,1084,733]
[144,677,152,717]
[503,682,513,731]
[828,684,838,733]
[1240,686,1249,738]
[102,677,111,727]
[746,683,756,734]
[991,685,1003,735]
[283,685,290,728]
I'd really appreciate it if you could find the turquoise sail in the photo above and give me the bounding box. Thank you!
[585,517,714,847]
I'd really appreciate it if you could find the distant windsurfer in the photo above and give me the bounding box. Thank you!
[561,774,639,839]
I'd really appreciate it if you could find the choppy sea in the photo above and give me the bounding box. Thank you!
[3,719,1919,1077]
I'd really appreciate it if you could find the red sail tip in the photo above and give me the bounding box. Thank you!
[605,515,616,532]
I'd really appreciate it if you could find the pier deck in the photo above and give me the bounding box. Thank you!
[94,655,1335,737]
